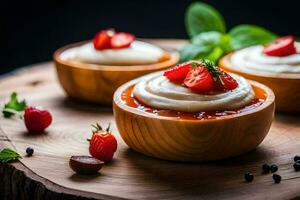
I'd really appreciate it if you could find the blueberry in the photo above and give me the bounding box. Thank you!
[294,155,300,162]
[293,162,300,172]
[270,164,278,173]
[244,172,254,182]
[262,164,270,174]
[26,147,34,156]
[272,174,281,184]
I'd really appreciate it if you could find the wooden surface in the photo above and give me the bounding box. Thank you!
[113,76,275,161]
[219,54,300,113]
[1,39,300,200]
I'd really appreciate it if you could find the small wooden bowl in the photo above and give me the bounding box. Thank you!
[53,41,179,104]
[219,53,300,113]
[113,75,275,161]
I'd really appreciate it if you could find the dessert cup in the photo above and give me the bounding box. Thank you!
[113,72,275,161]
[219,53,300,113]
[54,41,179,104]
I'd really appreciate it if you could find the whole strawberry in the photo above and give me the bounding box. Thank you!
[24,107,52,134]
[88,123,117,162]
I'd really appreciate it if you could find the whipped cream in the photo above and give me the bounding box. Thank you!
[60,41,165,65]
[133,71,255,112]
[230,43,300,74]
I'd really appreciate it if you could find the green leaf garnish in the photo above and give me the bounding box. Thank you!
[0,148,22,163]
[229,24,278,50]
[2,92,27,118]
[201,59,221,81]
[180,32,230,63]
[190,62,198,68]
[180,43,212,62]
[185,2,226,38]
[181,2,278,63]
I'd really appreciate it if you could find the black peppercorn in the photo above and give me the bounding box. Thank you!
[293,162,300,172]
[262,164,270,174]
[244,172,254,182]
[294,155,300,162]
[270,164,278,173]
[26,147,34,156]
[272,174,281,184]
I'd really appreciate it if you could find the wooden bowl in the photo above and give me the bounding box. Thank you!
[113,74,275,161]
[219,53,300,113]
[53,41,179,104]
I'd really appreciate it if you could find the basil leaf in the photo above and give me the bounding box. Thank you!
[2,92,27,118]
[229,24,278,50]
[192,31,231,53]
[204,47,224,64]
[0,148,22,163]
[185,2,226,38]
[180,32,231,63]
[179,44,212,62]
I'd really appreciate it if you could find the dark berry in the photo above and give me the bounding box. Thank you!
[244,172,254,182]
[293,162,300,172]
[272,174,281,184]
[26,147,34,156]
[294,155,300,162]
[270,164,278,173]
[262,164,270,174]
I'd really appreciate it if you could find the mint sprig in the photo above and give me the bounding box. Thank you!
[2,92,27,118]
[181,2,278,63]
[192,60,221,82]
[0,148,22,163]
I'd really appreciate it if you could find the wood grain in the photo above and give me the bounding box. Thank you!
[54,40,180,104]
[219,54,300,113]
[1,40,300,200]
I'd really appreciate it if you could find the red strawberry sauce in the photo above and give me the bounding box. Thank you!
[121,85,264,120]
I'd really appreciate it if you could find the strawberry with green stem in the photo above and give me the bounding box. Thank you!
[88,123,117,162]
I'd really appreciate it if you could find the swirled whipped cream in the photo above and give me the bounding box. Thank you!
[133,71,255,112]
[230,43,300,74]
[60,41,165,65]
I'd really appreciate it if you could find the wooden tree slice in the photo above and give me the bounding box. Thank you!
[1,40,300,200]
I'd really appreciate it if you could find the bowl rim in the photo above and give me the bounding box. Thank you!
[220,53,300,80]
[53,40,180,72]
[113,71,275,123]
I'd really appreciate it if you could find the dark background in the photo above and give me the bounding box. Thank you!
[0,0,299,75]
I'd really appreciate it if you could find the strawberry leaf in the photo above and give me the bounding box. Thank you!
[2,92,27,118]
[0,148,22,163]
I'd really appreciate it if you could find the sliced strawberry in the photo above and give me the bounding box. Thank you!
[218,70,238,91]
[263,35,297,57]
[93,30,115,50]
[184,66,214,93]
[163,62,193,82]
[110,32,135,49]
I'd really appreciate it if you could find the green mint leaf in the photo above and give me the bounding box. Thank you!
[179,44,212,62]
[2,92,27,118]
[0,148,22,163]
[190,62,198,68]
[192,31,231,54]
[203,47,224,64]
[185,2,226,38]
[180,32,230,63]
[229,24,278,50]
[200,59,221,81]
